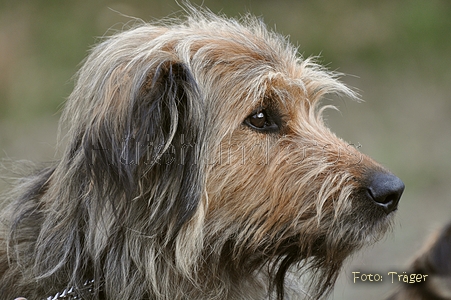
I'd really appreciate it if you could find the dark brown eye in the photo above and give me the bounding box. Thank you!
[249,111,266,128]
[244,108,280,133]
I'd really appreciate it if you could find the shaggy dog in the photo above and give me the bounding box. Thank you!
[0,7,404,300]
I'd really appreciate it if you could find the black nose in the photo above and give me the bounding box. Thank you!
[367,172,404,214]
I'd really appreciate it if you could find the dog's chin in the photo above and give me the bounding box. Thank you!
[347,206,396,249]
[366,211,396,242]
[307,208,395,261]
[264,209,394,267]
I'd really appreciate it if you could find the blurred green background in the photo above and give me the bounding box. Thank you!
[1,0,451,299]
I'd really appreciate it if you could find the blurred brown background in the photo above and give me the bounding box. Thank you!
[1,0,451,299]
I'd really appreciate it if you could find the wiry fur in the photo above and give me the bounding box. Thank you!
[1,7,400,300]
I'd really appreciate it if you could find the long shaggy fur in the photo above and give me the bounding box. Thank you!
[0,7,401,300]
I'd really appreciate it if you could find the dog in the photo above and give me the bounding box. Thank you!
[387,221,451,300]
[0,7,404,300]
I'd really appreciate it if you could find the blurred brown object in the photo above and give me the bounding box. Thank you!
[387,222,451,300]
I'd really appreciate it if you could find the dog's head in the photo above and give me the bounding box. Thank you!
[57,8,404,299]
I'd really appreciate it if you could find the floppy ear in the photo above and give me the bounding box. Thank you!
[85,60,206,237]
[132,60,206,234]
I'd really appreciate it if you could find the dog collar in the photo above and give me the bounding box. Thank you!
[44,279,95,300]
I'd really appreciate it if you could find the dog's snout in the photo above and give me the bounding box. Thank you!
[366,172,404,214]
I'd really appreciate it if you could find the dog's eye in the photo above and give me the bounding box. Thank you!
[244,108,279,132]
[249,111,267,128]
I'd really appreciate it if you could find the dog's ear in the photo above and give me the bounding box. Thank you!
[133,61,206,235]
[85,60,205,237]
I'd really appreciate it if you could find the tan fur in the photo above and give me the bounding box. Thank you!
[0,7,403,300]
